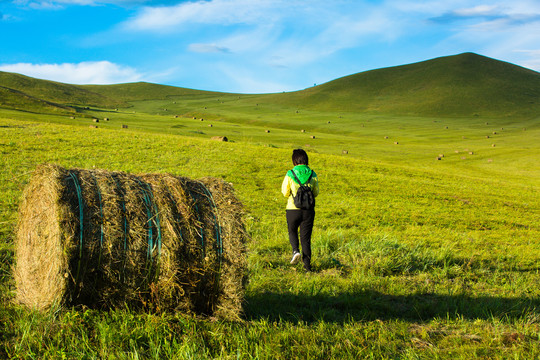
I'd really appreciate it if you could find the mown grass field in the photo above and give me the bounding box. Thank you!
[1,92,539,359]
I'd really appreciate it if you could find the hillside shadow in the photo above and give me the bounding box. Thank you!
[244,290,539,324]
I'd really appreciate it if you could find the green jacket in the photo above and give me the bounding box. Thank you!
[281,165,319,210]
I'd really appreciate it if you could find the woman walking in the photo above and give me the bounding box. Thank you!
[281,149,319,272]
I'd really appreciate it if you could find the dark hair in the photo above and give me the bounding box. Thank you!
[292,149,308,166]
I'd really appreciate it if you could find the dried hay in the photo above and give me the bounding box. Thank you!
[15,164,247,319]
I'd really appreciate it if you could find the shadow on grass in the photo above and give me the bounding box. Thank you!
[244,290,539,324]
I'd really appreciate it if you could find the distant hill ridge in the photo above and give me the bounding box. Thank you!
[268,52,540,117]
[1,52,540,118]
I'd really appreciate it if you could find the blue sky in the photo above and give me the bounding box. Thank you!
[1,0,540,93]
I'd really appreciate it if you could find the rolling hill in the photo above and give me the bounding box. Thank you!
[264,52,540,118]
[1,52,540,118]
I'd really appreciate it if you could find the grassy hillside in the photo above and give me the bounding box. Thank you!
[0,116,538,358]
[3,53,540,120]
[80,82,222,102]
[0,86,74,114]
[0,71,124,112]
[263,52,540,117]
[0,52,539,358]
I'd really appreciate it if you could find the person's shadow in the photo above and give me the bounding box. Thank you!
[244,285,539,324]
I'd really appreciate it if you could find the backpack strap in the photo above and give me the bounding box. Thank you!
[291,169,312,186]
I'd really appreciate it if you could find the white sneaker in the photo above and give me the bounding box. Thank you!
[290,252,301,265]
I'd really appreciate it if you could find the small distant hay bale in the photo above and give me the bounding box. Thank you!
[208,124,213,127]
[493,131,497,135]
[384,136,389,139]
[394,142,399,145]
[70,116,75,120]
[492,144,496,147]
[461,156,467,160]
[200,119,204,121]
[89,125,98,129]
[486,135,490,138]
[436,157,442,160]
[104,118,109,121]
[469,151,474,155]
[122,125,128,129]
[301,129,305,133]
[487,159,493,163]
[93,119,99,123]
[439,154,444,158]
[211,136,228,142]
[265,130,270,133]
[327,121,331,124]
[193,117,197,120]
[342,150,348,154]
[174,115,179,118]
[310,135,315,139]
[445,126,448,129]
[15,164,247,319]
[455,150,459,153]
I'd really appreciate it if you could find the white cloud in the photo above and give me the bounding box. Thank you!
[0,61,142,84]
[453,5,500,17]
[13,0,164,7]
[516,51,540,71]
[122,0,278,31]
[188,43,231,53]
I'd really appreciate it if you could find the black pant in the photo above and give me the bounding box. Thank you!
[286,209,315,271]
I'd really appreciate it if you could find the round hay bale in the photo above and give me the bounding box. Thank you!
[15,164,247,319]
[211,136,228,142]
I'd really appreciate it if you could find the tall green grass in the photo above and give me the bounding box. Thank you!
[1,111,538,358]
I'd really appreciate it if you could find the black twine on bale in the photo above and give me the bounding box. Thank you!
[89,173,104,270]
[68,171,84,299]
[112,175,129,283]
[135,179,162,283]
[186,188,206,259]
[198,182,223,260]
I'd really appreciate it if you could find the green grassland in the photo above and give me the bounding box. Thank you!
[1,53,540,358]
